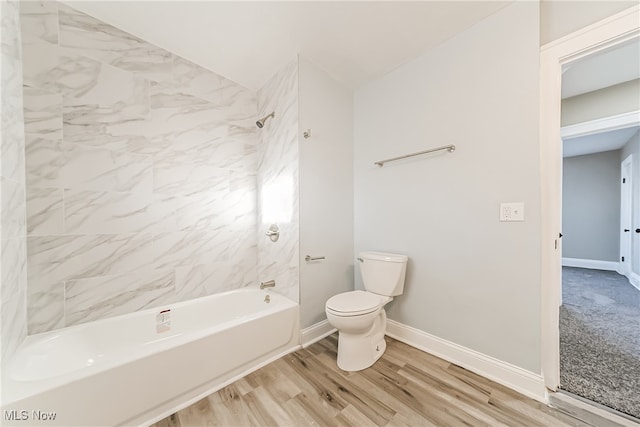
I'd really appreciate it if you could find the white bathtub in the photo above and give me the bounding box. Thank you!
[1,288,300,426]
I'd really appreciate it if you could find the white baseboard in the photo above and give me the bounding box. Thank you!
[630,272,640,292]
[562,258,618,271]
[301,320,337,348]
[385,319,547,404]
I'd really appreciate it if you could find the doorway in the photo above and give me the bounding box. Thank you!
[540,3,640,419]
[559,123,639,416]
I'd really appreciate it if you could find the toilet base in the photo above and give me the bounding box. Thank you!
[336,310,387,372]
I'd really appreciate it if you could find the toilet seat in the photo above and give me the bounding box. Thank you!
[326,290,386,317]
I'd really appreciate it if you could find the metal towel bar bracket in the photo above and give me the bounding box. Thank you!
[374,144,455,167]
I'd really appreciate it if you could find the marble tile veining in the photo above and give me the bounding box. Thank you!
[63,143,153,193]
[1,236,28,361]
[20,1,262,331]
[19,1,58,46]
[21,40,63,92]
[153,230,231,270]
[59,50,149,117]
[25,135,64,188]
[64,189,156,234]
[1,73,26,182]
[2,0,28,362]
[26,186,64,235]
[58,3,175,81]
[175,260,253,300]
[27,233,155,285]
[27,139,154,193]
[22,85,62,137]
[27,280,64,334]
[169,57,231,105]
[1,176,26,239]
[65,270,176,326]
[153,162,230,197]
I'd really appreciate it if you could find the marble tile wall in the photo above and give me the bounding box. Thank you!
[1,0,28,362]
[256,60,300,303]
[20,1,259,333]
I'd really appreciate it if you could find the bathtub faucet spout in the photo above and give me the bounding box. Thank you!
[260,280,276,290]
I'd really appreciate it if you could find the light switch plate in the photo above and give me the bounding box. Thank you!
[500,202,525,222]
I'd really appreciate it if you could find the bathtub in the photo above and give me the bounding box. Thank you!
[1,288,300,426]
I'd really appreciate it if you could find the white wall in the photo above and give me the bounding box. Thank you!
[562,150,621,262]
[540,0,638,45]
[354,2,541,373]
[622,130,640,279]
[561,79,640,127]
[298,57,354,328]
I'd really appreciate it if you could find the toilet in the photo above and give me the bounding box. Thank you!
[325,251,408,371]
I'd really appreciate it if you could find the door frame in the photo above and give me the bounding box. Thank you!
[539,5,640,391]
[620,154,633,277]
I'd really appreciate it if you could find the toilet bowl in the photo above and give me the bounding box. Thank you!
[326,290,391,371]
[325,252,408,371]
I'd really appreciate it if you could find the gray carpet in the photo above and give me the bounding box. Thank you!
[560,267,640,419]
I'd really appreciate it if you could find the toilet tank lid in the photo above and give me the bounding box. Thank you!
[360,251,408,262]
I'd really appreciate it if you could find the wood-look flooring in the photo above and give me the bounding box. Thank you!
[152,334,620,427]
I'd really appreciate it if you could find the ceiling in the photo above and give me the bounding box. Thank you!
[65,1,511,90]
[561,38,640,99]
[563,126,639,158]
[561,37,640,158]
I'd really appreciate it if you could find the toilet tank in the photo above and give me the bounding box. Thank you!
[359,251,408,296]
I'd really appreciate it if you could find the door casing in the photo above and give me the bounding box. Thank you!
[540,5,640,391]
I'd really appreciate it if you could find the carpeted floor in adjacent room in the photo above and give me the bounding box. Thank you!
[560,266,640,419]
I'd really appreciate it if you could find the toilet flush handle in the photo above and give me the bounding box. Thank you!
[357,257,364,263]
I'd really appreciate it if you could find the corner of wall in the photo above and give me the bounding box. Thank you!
[1,0,29,363]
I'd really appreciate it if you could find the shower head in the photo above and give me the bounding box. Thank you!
[256,112,275,128]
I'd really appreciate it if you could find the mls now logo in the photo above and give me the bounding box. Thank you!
[4,410,57,421]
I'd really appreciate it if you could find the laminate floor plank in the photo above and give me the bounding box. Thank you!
[365,364,492,427]
[241,386,291,427]
[280,397,322,427]
[208,384,259,427]
[153,334,619,427]
[175,395,219,427]
[395,365,512,427]
[290,393,339,427]
[357,361,455,423]
[283,352,351,413]
[318,351,436,427]
[233,376,256,396]
[339,404,380,427]
[491,387,593,427]
[247,367,300,405]
[297,351,396,425]
[386,410,439,427]
[272,358,343,420]
[384,339,450,370]
[399,362,491,405]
